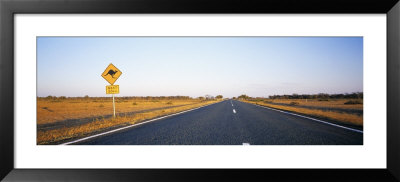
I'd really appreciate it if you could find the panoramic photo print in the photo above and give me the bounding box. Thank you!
[36,37,363,145]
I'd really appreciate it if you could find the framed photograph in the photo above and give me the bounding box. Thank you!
[1,0,399,181]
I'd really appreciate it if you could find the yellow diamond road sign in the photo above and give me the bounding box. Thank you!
[102,63,122,85]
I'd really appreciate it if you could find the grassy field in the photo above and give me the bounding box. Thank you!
[242,98,363,127]
[37,97,219,144]
[260,99,363,110]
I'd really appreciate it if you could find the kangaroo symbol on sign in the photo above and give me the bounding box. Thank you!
[104,69,118,78]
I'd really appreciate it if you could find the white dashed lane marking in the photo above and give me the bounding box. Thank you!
[233,109,236,113]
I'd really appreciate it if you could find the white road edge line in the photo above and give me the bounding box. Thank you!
[242,101,363,134]
[60,101,221,145]
[233,109,236,113]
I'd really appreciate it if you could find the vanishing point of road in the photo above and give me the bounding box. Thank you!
[75,100,362,145]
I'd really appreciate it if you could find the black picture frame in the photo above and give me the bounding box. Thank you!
[1,0,399,181]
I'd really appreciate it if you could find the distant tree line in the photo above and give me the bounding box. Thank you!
[237,94,250,100]
[39,95,194,100]
[119,96,193,100]
[38,95,224,101]
[233,92,363,100]
[268,92,363,99]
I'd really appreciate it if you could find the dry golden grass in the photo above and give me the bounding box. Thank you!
[37,98,203,125]
[244,100,363,126]
[37,98,219,144]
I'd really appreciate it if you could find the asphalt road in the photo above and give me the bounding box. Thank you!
[76,100,363,145]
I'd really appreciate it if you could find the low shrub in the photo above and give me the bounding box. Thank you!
[289,102,299,106]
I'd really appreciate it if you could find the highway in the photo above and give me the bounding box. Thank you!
[75,100,363,145]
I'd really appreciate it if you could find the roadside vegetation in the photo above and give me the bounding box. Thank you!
[235,93,363,127]
[37,96,220,144]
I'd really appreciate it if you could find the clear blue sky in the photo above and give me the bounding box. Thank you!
[37,37,363,98]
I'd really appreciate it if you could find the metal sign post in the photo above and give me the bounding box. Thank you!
[106,85,119,118]
[112,94,116,118]
[102,63,122,118]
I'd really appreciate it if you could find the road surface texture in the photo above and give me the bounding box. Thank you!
[76,100,362,145]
